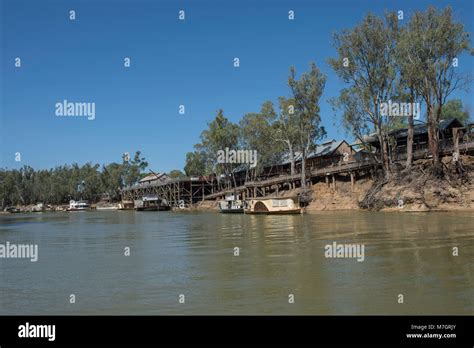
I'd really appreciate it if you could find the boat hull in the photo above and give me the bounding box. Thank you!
[135,206,171,212]
[135,207,159,211]
[244,209,301,215]
[218,198,244,214]
[220,208,244,214]
[96,207,119,211]
[244,198,302,215]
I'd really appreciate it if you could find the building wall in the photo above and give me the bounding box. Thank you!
[307,141,355,170]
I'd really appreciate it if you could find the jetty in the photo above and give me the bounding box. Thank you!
[121,119,474,207]
[121,155,383,206]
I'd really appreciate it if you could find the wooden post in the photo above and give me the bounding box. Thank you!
[332,174,336,190]
[350,172,355,189]
[177,182,180,204]
[325,175,329,188]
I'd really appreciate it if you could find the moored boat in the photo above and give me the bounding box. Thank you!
[218,194,244,213]
[134,196,171,211]
[67,200,90,211]
[96,205,120,211]
[119,201,135,210]
[244,197,301,214]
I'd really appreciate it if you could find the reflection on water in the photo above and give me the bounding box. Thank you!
[0,211,472,314]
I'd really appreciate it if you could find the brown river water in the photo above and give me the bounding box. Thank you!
[0,210,472,315]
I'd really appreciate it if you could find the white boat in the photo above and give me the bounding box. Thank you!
[218,194,244,213]
[67,200,90,211]
[96,205,120,211]
[134,196,171,211]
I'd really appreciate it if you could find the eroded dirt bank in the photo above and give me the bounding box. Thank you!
[306,155,474,212]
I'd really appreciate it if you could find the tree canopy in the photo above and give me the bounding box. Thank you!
[0,151,148,207]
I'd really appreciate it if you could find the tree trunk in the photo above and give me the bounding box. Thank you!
[301,154,306,188]
[232,172,237,188]
[406,114,414,169]
[289,144,295,176]
[377,131,390,179]
[382,137,390,178]
[427,104,440,172]
[15,185,25,205]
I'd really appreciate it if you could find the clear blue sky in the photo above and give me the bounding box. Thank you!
[1,0,473,173]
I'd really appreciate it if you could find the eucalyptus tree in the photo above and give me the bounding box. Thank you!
[329,12,400,178]
[441,99,470,124]
[195,109,240,188]
[168,170,186,179]
[400,6,472,173]
[0,151,150,206]
[240,101,286,180]
[121,151,149,187]
[287,63,327,187]
[396,24,424,169]
[273,96,300,176]
[101,162,124,200]
[184,151,209,177]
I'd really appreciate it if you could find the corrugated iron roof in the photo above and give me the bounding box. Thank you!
[278,139,346,165]
[389,118,463,139]
[139,172,170,183]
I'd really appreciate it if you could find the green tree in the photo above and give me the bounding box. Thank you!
[184,151,208,177]
[273,97,300,176]
[400,6,472,172]
[101,163,123,201]
[196,109,240,188]
[395,28,423,169]
[329,12,400,178]
[288,62,327,187]
[0,151,149,207]
[168,169,185,179]
[441,99,470,124]
[122,151,148,187]
[240,101,285,180]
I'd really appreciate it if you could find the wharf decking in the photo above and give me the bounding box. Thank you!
[121,140,474,206]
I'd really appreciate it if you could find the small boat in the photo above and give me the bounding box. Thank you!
[67,200,90,211]
[134,196,171,211]
[218,194,244,213]
[96,205,120,211]
[119,201,135,210]
[244,197,301,215]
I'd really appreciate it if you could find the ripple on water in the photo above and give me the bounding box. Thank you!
[0,210,472,314]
